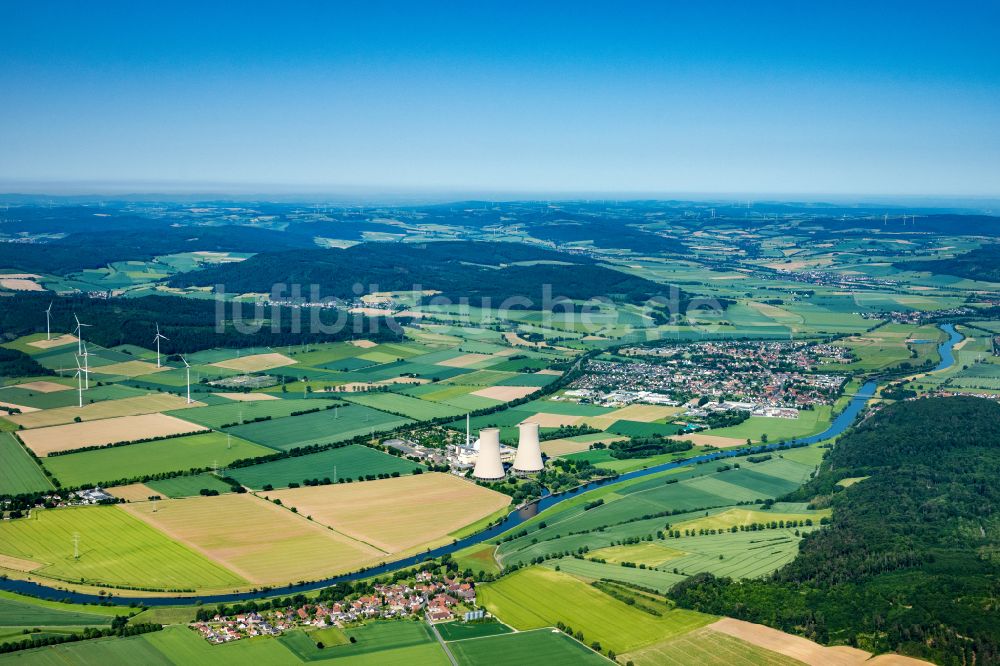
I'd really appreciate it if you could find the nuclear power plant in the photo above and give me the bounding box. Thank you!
[472,428,505,480]
[513,421,543,474]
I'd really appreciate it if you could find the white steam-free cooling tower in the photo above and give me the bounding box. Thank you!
[513,421,543,473]
[473,427,505,480]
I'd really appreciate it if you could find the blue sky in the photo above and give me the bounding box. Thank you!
[1,1,998,196]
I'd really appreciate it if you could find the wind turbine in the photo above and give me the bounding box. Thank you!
[73,356,90,408]
[80,342,92,389]
[73,314,91,355]
[44,302,53,341]
[153,324,169,368]
[181,356,192,404]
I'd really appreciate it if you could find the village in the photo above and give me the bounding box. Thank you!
[190,571,480,645]
[566,340,848,419]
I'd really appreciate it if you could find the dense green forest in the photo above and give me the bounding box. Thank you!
[670,397,1000,666]
[168,241,679,307]
[0,347,53,379]
[0,225,315,275]
[0,293,401,353]
[903,244,1000,283]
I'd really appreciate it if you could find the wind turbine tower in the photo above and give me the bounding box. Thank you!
[153,324,169,368]
[80,342,92,390]
[45,302,53,341]
[182,356,192,404]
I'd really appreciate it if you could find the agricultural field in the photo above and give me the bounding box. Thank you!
[707,405,832,443]
[497,456,819,569]
[168,398,328,429]
[41,431,274,487]
[146,472,236,498]
[545,557,686,593]
[229,443,422,489]
[0,505,245,590]
[123,493,384,586]
[435,620,512,641]
[262,473,509,554]
[222,404,413,450]
[340,391,465,419]
[4,393,202,429]
[449,628,609,666]
[479,567,715,654]
[17,413,208,456]
[0,432,53,495]
[278,619,449,665]
[620,625,806,666]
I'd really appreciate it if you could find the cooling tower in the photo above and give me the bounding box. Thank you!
[473,428,505,480]
[513,421,543,473]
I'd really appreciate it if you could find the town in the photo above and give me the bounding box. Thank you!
[191,571,480,644]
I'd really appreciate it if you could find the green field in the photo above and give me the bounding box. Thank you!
[169,398,329,429]
[0,591,119,628]
[449,628,609,665]
[223,405,413,451]
[0,432,53,495]
[340,392,464,420]
[305,620,449,665]
[229,443,423,489]
[41,432,276,487]
[479,567,714,654]
[709,405,831,442]
[146,473,236,498]
[498,456,816,566]
[0,505,245,590]
[546,557,686,593]
[621,626,804,666]
[436,620,512,641]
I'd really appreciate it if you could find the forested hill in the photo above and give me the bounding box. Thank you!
[0,293,402,353]
[902,244,1000,283]
[0,225,317,275]
[670,396,1000,666]
[168,241,680,308]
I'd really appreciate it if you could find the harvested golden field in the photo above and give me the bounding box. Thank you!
[7,393,203,429]
[684,433,747,448]
[262,472,511,554]
[18,413,208,456]
[123,493,382,586]
[604,404,683,422]
[348,339,378,348]
[211,352,297,372]
[12,380,72,393]
[517,412,583,428]
[541,436,624,457]
[437,353,492,368]
[215,392,281,402]
[709,618,874,666]
[26,334,78,350]
[0,278,44,291]
[106,483,161,502]
[91,360,167,377]
[472,385,540,401]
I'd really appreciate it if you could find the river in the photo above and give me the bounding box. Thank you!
[0,324,962,606]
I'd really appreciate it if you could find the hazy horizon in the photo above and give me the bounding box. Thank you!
[2,2,998,197]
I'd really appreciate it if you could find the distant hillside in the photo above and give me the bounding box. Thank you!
[0,225,317,275]
[671,397,1000,666]
[902,244,1000,282]
[168,241,680,308]
[0,293,401,353]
